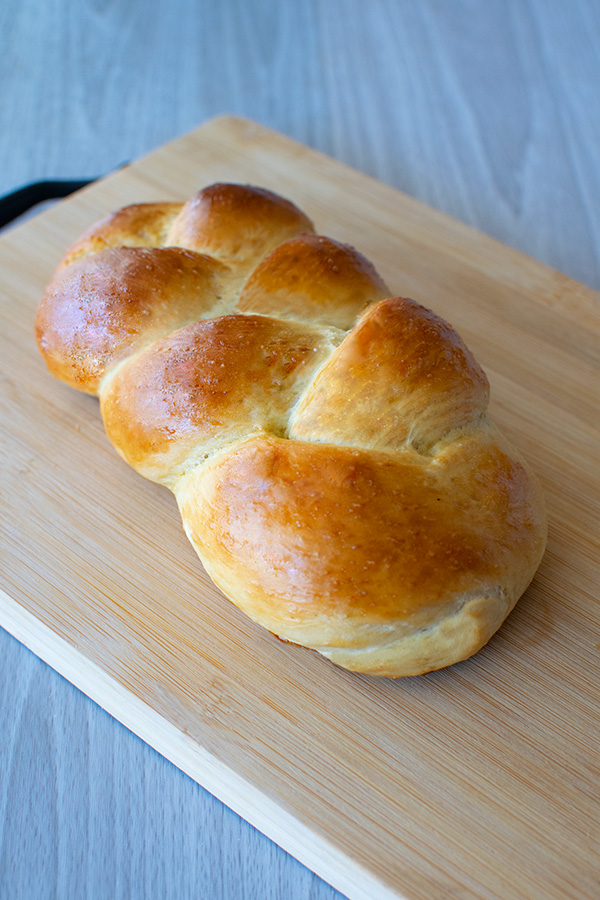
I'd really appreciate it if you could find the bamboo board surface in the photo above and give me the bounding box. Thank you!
[1,116,598,900]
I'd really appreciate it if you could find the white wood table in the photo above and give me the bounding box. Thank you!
[1,3,599,899]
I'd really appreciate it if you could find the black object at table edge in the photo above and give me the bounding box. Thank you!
[0,179,98,229]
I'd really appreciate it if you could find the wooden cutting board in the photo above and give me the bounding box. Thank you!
[1,116,598,900]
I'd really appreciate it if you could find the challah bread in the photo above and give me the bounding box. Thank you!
[35,183,547,677]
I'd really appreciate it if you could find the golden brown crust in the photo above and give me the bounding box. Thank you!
[291,297,490,453]
[101,314,340,484]
[36,246,227,393]
[58,202,183,268]
[237,233,389,329]
[35,182,547,677]
[166,183,315,265]
[174,430,546,675]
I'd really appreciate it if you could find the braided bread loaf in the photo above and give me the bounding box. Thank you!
[35,183,547,677]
